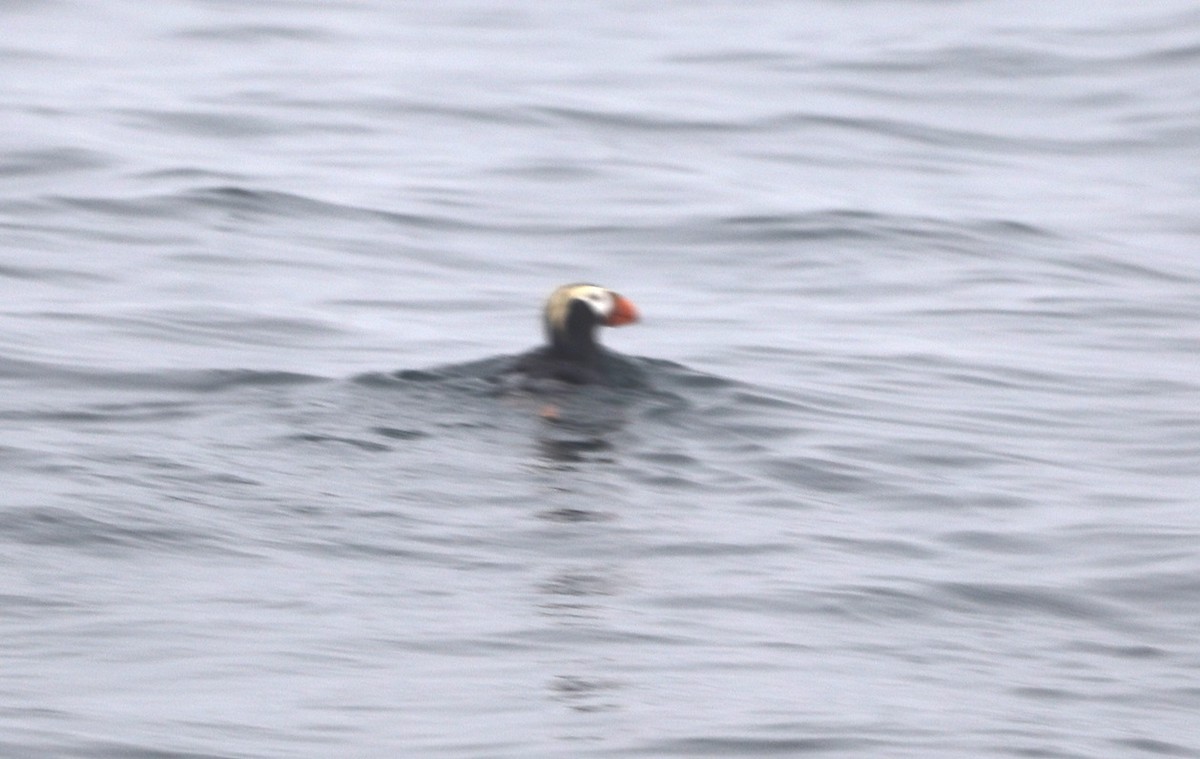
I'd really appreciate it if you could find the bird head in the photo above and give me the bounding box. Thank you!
[542,283,639,359]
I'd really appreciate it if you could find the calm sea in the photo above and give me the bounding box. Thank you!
[2,1,1198,757]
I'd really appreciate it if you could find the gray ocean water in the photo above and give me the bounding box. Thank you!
[3,1,1199,757]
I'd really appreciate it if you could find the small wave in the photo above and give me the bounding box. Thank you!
[0,400,193,425]
[117,108,290,139]
[0,263,109,284]
[285,433,392,453]
[353,355,515,390]
[61,307,348,348]
[535,104,752,134]
[371,426,428,441]
[40,185,474,232]
[934,581,1132,626]
[0,506,210,554]
[703,209,1059,249]
[0,147,110,177]
[0,356,324,393]
[174,23,336,43]
[640,735,879,755]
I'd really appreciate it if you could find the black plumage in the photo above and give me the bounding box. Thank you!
[513,284,639,385]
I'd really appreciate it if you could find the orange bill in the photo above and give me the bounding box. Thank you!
[605,294,639,326]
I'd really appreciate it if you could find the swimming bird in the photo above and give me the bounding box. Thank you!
[512,283,639,385]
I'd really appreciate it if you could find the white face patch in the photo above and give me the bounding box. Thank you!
[544,283,614,335]
[572,285,615,320]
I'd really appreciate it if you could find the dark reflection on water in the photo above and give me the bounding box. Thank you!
[536,436,615,465]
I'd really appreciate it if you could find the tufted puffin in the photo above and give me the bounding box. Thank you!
[512,283,639,385]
